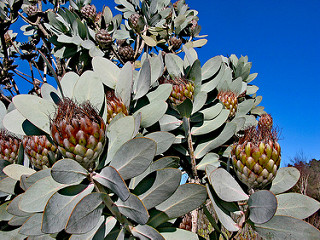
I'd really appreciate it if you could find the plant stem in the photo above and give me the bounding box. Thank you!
[94,180,132,234]
[184,116,200,233]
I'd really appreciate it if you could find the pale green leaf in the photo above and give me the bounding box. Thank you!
[13,95,56,135]
[19,176,65,213]
[276,193,320,219]
[3,164,36,181]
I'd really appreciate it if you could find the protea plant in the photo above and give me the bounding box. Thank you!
[160,76,194,105]
[23,135,58,169]
[0,129,20,163]
[106,90,128,124]
[231,115,281,190]
[50,98,106,170]
[217,90,238,118]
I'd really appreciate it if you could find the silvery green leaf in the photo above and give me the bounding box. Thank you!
[0,101,6,127]
[194,122,237,159]
[115,193,149,225]
[51,159,88,185]
[230,77,243,95]
[131,225,165,240]
[248,190,277,224]
[202,56,222,80]
[145,131,175,155]
[201,63,225,93]
[246,85,259,95]
[19,176,66,213]
[270,167,300,195]
[73,70,105,111]
[103,6,113,25]
[133,101,168,128]
[89,46,104,57]
[191,109,229,136]
[42,184,94,234]
[183,46,198,67]
[7,194,30,217]
[275,193,320,219]
[13,95,56,135]
[93,166,130,201]
[0,228,25,240]
[159,114,182,131]
[134,59,151,100]
[147,84,172,102]
[200,102,223,120]
[255,215,320,240]
[60,72,79,99]
[138,168,181,209]
[196,153,219,171]
[0,177,17,194]
[41,83,61,104]
[208,168,248,202]
[0,201,13,221]
[154,183,207,222]
[110,137,156,180]
[92,56,120,89]
[191,91,207,114]
[20,168,51,191]
[19,213,44,236]
[165,54,183,77]
[69,216,105,240]
[3,164,36,181]
[246,73,258,83]
[66,193,104,234]
[116,62,133,108]
[159,228,199,240]
[237,99,255,116]
[106,116,135,164]
[206,185,239,232]
[188,59,202,96]
[150,55,164,85]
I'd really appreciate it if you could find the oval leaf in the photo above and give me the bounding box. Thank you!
[275,193,320,219]
[134,59,151,100]
[19,176,65,213]
[206,184,239,232]
[116,62,133,108]
[269,167,300,195]
[145,131,175,155]
[73,70,104,111]
[139,168,181,209]
[19,213,43,236]
[13,95,56,135]
[110,137,156,180]
[66,192,104,234]
[51,159,88,184]
[248,190,277,224]
[132,225,165,240]
[3,164,36,181]
[156,183,207,219]
[92,166,130,201]
[115,193,149,225]
[92,56,119,89]
[255,215,320,240]
[208,168,248,202]
[42,184,94,233]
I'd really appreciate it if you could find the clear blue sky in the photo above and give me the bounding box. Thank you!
[95,0,320,166]
[11,0,320,166]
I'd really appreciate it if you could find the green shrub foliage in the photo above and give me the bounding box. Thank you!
[0,0,319,239]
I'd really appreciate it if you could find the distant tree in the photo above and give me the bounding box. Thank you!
[288,153,320,229]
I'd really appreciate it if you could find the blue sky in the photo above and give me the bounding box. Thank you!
[10,0,320,166]
[95,0,320,166]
